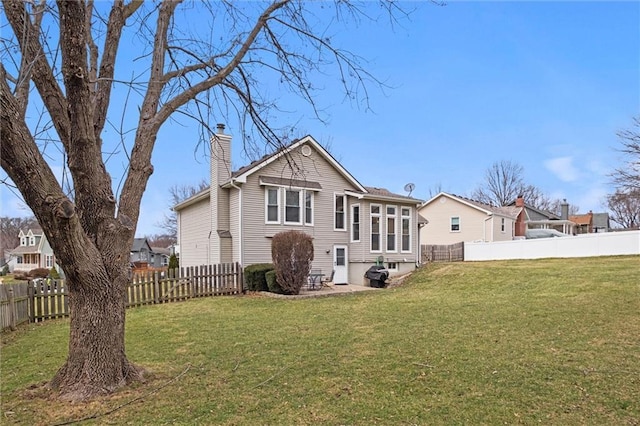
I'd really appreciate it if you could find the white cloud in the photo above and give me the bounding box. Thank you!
[544,156,580,182]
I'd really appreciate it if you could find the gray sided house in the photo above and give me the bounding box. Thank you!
[7,227,62,275]
[130,239,170,268]
[174,126,422,285]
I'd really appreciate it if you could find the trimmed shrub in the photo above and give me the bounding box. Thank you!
[0,265,7,276]
[265,270,284,294]
[29,268,50,278]
[49,267,60,279]
[244,263,274,291]
[168,254,179,270]
[271,230,314,295]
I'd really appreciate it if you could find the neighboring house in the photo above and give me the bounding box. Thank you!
[510,197,576,236]
[150,246,171,267]
[418,192,520,245]
[7,227,59,274]
[569,211,611,234]
[570,211,593,234]
[174,125,423,285]
[592,213,610,233]
[130,238,153,267]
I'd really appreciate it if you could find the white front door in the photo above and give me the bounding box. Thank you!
[333,245,348,284]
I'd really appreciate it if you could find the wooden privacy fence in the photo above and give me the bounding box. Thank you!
[422,242,465,263]
[0,284,30,331]
[0,262,243,331]
[127,263,243,307]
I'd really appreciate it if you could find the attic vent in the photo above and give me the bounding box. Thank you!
[300,145,312,157]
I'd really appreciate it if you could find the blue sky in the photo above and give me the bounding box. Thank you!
[2,1,639,237]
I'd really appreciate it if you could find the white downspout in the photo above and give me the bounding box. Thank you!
[484,215,492,242]
[229,179,243,266]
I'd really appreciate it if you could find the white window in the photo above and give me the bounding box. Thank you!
[387,262,398,271]
[334,194,346,230]
[351,204,360,242]
[401,207,411,252]
[45,255,53,268]
[386,206,397,252]
[451,216,460,232]
[370,204,381,252]
[304,191,314,225]
[285,189,301,224]
[29,236,35,246]
[501,217,505,232]
[20,237,26,246]
[265,187,280,223]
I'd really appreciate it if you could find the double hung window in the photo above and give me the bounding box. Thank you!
[335,194,346,230]
[285,190,301,224]
[266,188,280,223]
[386,206,396,252]
[451,216,460,232]
[371,204,381,252]
[401,208,411,252]
[351,204,360,242]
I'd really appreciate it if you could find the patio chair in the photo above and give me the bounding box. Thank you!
[321,270,335,285]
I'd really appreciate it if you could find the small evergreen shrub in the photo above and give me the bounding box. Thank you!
[0,265,7,276]
[265,270,284,294]
[29,268,50,278]
[244,263,274,291]
[168,254,179,270]
[271,230,314,295]
[49,267,61,279]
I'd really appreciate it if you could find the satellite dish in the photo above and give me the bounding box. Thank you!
[404,183,415,196]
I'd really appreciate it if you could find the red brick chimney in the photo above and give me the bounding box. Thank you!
[515,195,525,208]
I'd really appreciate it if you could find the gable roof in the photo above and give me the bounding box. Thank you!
[505,199,560,220]
[346,186,422,204]
[230,135,367,193]
[174,134,422,210]
[173,187,209,211]
[569,213,593,225]
[131,238,152,252]
[421,192,520,219]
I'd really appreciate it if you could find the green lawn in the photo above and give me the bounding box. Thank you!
[1,256,639,425]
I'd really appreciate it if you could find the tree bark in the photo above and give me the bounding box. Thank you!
[49,272,145,401]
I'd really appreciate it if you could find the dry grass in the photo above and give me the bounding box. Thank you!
[1,256,639,425]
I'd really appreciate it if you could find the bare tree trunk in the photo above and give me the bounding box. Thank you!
[49,272,144,401]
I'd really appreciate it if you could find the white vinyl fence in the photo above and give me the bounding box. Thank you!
[465,230,640,261]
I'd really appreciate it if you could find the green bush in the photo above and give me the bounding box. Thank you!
[29,268,50,278]
[271,230,313,295]
[49,267,60,279]
[265,270,284,294]
[244,263,274,291]
[0,265,7,276]
[168,254,179,270]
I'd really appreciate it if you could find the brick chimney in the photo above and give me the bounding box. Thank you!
[210,124,232,264]
[515,195,525,208]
